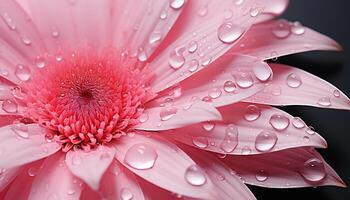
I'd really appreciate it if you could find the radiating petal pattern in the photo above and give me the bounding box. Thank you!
[225,147,345,188]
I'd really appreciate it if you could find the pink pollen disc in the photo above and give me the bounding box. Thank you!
[21,48,153,152]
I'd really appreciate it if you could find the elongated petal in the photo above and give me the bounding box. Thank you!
[148,55,270,108]
[65,146,115,190]
[224,147,345,188]
[231,19,341,60]
[181,145,256,200]
[135,101,222,131]
[29,153,83,200]
[167,102,327,155]
[0,124,61,168]
[0,167,21,192]
[100,161,145,200]
[114,133,219,199]
[244,63,350,110]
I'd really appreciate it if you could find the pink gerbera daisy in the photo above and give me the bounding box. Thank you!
[0,0,348,199]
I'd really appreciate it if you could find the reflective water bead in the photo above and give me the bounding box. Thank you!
[15,65,31,81]
[223,80,237,93]
[253,62,272,82]
[149,31,162,45]
[192,137,209,149]
[220,124,239,153]
[292,117,306,129]
[124,143,158,170]
[35,56,46,69]
[286,73,302,88]
[120,188,133,200]
[244,105,261,122]
[256,170,268,182]
[272,19,291,39]
[169,51,185,69]
[11,123,29,139]
[202,121,215,131]
[291,22,306,35]
[185,165,207,186]
[255,131,278,152]
[300,158,326,182]
[1,13,16,30]
[160,106,178,121]
[170,0,185,10]
[138,113,149,123]
[317,96,331,107]
[188,59,199,72]
[269,114,290,131]
[208,87,222,99]
[217,22,244,44]
[188,41,198,53]
[2,99,18,113]
[333,89,340,98]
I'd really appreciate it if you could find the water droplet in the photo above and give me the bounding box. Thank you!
[27,167,38,177]
[120,188,133,200]
[249,7,260,17]
[170,0,185,10]
[244,105,261,122]
[67,189,76,195]
[185,165,207,186]
[253,63,272,82]
[333,90,340,98]
[1,13,16,30]
[255,131,278,152]
[256,170,268,182]
[286,73,302,88]
[192,137,209,149]
[291,22,305,35]
[220,124,239,153]
[124,143,158,170]
[188,59,199,72]
[300,158,326,182]
[169,50,185,70]
[2,99,18,113]
[269,114,290,131]
[51,26,60,38]
[223,80,237,93]
[187,41,198,53]
[217,22,244,44]
[160,107,178,121]
[160,10,168,19]
[306,126,316,135]
[208,88,222,99]
[35,56,46,69]
[149,31,162,45]
[241,146,251,155]
[202,121,215,131]
[137,48,147,62]
[235,0,244,6]
[235,73,254,88]
[317,97,331,107]
[11,123,29,139]
[201,55,212,66]
[15,65,31,81]
[272,19,291,39]
[138,113,149,123]
[21,36,32,45]
[292,117,305,129]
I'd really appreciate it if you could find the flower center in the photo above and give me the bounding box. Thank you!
[21,49,152,152]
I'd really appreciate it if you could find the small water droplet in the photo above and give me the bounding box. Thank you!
[35,56,46,69]
[286,73,302,88]
[170,0,185,10]
[15,65,31,81]
[249,7,260,17]
[241,146,251,155]
[21,36,32,45]
[255,131,278,152]
[160,107,178,121]
[235,73,254,88]
[139,113,149,123]
[120,188,133,200]
[124,143,158,170]
[187,41,198,53]
[160,10,168,19]
[244,105,261,122]
[272,19,291,39]
[137,48,148,62]
[217,22,244,44]
[202,121,215,131]
[192,137,209,149]
[306,126,316,135]
[149,31,162,45]
[291,22,305,35]
[333,90,340,98]
[169,50,185,70]
[220,124,239,153]
[223,80,237,93]
[2,99,18,113]
[300,158,326,182]
[317,97,331,107]
[208,88,222,99]
[303,136,310,142]
[11,123,29,139]
[188,59,199,72]
[253,62,272,82]
[67,189,75,195]
[256,170,268,182]
[27,167,38,177]
[292,117,305,129]
[185,165,207,186]
[269,114,290,131]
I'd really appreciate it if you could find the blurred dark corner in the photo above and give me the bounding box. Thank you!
[250,0,350,199]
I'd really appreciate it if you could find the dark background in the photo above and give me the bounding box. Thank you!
[250,0,350,199]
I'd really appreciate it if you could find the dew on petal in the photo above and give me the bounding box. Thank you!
[120,188,133,200]
[202,121,215,131]
[253,62,272,82]
[217,22,244,44]
[124,143,158,170]
[235,73,254,88]
[256,170,268,182]
[35,56,46,69]
[306,126,316,135]
[286,73,302,88]
[291,22,306,35]
[300,158,326,182]
[192,137,209,149]
[187,41,198,53]
[11,123,29,139]
[220,124,238,153]
[160,106,178,121]
[244,105,261,122]
[185,165,207,186]
[15,65,31,81]
[188,59,199,72]
[208,87,222,99]
[149,31,162,45]
[269,114,290,131]
[272,19,291,39]
[2,99,18,113]
[138,113,149,123]
[292,117,306,129]
[170,0,185,10]
[241,146,251,155]
[223,80,237,93]
[317,97,331,107]
[169,50,185,70]
[255,131,278,152]
[333,90,340,98]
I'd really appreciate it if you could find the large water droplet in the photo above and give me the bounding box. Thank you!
[292,117,305,129]
[317,97,331,107]
[223,80,237,93]
[188,59,199,72]
[220,124,238,153]
[272,19,291,39]
[300,158,326,182]
[244,105,261,122]
[11,123,29,139]
[286,73,302,88]
[256,170,269,182]
[2,99,18,113]
[192,137,209,149]
[124,143,158,170]
[202,121,215,131]
[255,131,278,152]
[160,107,178,121]
[208,88,222,99]
[253,63,272,82]
[187,41,198,53]
[15,65,31,81]
[169,50,185,70]
[217,22,244,44]
[235,73,254,88]
[120,188,133,200]
[170,0,185,10]
[185,165,207,186]
[269,114,290,131]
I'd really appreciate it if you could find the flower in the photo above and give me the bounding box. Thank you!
[0,0,348,199]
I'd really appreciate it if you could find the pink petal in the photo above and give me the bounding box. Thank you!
[29,153,83,200]
[0,124,61,168]
[100,160,145,200]
[181,145,256,200]
[244,63,350,110]
[114,133,219,199]
[135,101,222,131]
[148,1,270,93]
[3,160,42,200]
[111,0,184,61]
[0,167,22,192]
[65,145,116,190]
[231,19,341,60]
[148,55,271,108]
[166,102,327,155]
[224,147,345,188]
